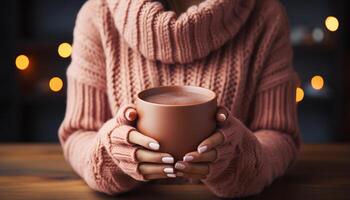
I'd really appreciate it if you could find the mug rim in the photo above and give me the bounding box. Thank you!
[136,85,217,107]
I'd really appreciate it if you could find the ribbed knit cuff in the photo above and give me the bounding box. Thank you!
[218,116,248,144]
[98,117,145,181]
[99,117,135,153]
[98,117,120,140]
[206,116,247,175]
[110,124,136,144]
[109,125,145,181]
[202,115,265,197]
[87,138,142,194]
[205,105,258,179]
[212,106,251,163]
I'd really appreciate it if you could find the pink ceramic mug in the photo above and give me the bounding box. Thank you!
[136,85,217,161]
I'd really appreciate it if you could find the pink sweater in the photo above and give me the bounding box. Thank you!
[59,0,301,198]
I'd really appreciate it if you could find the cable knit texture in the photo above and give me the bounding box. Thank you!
[59,0,301,197]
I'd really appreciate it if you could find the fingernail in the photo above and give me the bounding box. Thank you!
[175,162,186,170]
[198,145,208,154]
[126,109,136,120]
[163,167,174,173]
[183,155,194,162]
[149,142,160,150]
[167,174,176,178]
[217,113,227,122]
[162,156,174,164]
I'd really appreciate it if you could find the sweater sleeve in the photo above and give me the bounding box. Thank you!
[201,3,301,198]
[59,77,143,194]
[58,1,142,194]
[202,81,299,198]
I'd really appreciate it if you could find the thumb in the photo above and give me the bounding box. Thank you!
[216,106,231,126]
[116,104,138,126]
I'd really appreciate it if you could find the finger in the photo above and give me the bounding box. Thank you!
[129,130,160,151]
[176,172,207,180]
[110,144,138,162]
[136,149,174,164]
[216,106,230,125]
[174,161,209,175]
[183,150,217,163]
[144,173,176,180]
[125,107,137,121]
[116,104,138,126]
[139,163,175,175]
[197,131,224,154]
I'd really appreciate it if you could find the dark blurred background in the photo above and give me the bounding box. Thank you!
[0,0,349,143]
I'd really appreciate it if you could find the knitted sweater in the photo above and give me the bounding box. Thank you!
[58,0,301,198]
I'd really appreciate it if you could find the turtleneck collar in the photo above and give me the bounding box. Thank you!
[107,0,255,64]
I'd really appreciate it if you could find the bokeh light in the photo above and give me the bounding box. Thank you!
[311,75,324,90]
[296,87,304,103]
[58,42,72,58]
[15,55,29,70]
[49,77,63,92]
[312,28,324,43]
[325,16,339,32]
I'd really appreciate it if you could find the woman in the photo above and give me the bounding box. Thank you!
[59,0,300,198]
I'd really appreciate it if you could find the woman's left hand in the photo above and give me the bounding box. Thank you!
[174,107,228,179]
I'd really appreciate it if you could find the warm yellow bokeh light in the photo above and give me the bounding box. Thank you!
[311,75,324,90]
[325,16,339,32]
[296,87,304,103]
[58,42,72,58]
[15,55,29,70]
[49,77,63,92]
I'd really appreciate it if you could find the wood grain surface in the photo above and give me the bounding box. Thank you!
[0,144,349,200]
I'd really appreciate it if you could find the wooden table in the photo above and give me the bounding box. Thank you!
[0,144,349,200]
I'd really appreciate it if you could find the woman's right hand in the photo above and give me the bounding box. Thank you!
[110,104,176,180]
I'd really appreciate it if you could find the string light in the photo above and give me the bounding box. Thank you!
[325,16,339,32]
[311,75,324,90]
[15,55,29,70]
[49,77,63,92]
[58,42,72,58]
[296,87,304,103]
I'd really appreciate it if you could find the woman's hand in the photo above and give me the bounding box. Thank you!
[174,107,228,179]
[113,104,177,180]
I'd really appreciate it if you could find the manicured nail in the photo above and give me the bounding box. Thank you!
[167,173,176,178]
[149,142,160,150]
[126,109,136,120]
[217,113,227,122]
[163,167,174,173]
[183,155,194,162]
[162,156,174,164]
[198,145,208,154]
[175,162,186,170]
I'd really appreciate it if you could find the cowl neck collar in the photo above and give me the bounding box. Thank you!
[107,0,255,64]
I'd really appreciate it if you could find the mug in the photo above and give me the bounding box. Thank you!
[136,85,217,161]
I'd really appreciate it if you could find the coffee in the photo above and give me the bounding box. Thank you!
[143,90,210,105]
